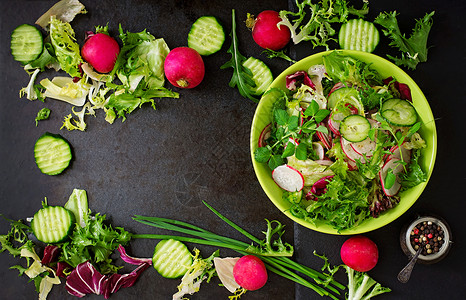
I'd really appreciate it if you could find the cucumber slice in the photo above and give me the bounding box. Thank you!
[11,24,43,64]
[152,239,192,278]
[188,16,225,56]
[327,87,360,110]
[340,114,371,142]
[31,206,75,243]
[34,132,72,175]
[339,19,380,53]
[381,98,418,127]
[243,57,273,96]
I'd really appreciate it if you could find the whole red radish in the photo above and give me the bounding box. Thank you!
[164,47,205,89]
[250,10,291,51]
[81,33,120,73]
[340,235,379,272]
[233,255,268,291]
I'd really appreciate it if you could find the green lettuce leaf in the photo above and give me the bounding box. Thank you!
[116,28,170,90]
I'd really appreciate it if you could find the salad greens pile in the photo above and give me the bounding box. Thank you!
[278,0,370,49]
[17,0,178,131]
[255,51,427,231]
[0,189,142,299]
[273,0,434,69]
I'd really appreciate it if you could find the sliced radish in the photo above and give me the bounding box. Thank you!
[258,123,272,147]
[368,118,380,128]
[272,165,305,192]
[341,138,366,163]
[315,159,333,166]
[327,82,346,98]
[346,159,358,170]
[312,142,325,160]
[350,137,376,157]
[328,111,346,135]
[379,158,403,197]
[287,137,299,147]
[316,122,332,149]
[387,143,411,164]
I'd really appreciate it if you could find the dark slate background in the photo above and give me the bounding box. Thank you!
[1,0,465,299]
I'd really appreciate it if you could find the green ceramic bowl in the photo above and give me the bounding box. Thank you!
[250,50,437,235]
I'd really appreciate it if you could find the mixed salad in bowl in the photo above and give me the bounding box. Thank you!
[251,50,436,234]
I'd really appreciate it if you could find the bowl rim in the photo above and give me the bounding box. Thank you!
[250,50,437,235]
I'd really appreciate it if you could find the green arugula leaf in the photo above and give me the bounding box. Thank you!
[408,122,422,137]
[221,9,258,102]
[375,11,435,70]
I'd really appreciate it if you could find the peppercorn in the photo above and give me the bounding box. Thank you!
[409,220,446,256]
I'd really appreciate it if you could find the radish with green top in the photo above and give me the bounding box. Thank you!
[164,47,205,89]
[233,255,268,291]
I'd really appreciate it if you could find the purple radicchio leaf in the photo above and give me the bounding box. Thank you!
[286,71,315,91]
[306,175,334,201]
[56,261,73,278]
[65,245,151,299]
[41,245,60,265]
[117,244,152,265]
[65,261,106,298]
[102,262,151,298]
[383,77,412,101]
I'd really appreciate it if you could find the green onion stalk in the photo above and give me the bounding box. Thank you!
[132,201,344,299]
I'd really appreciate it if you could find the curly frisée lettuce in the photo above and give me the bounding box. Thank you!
[342,265,391,300]
[278,0,369,49]
[13,1,179,131]
[173,249,218,300]
[49,16,83,78]
[0,189,143,299]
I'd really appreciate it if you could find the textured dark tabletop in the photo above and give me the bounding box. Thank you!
[1,0,465,299]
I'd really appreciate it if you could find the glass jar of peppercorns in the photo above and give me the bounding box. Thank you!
[400,214,452,264]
